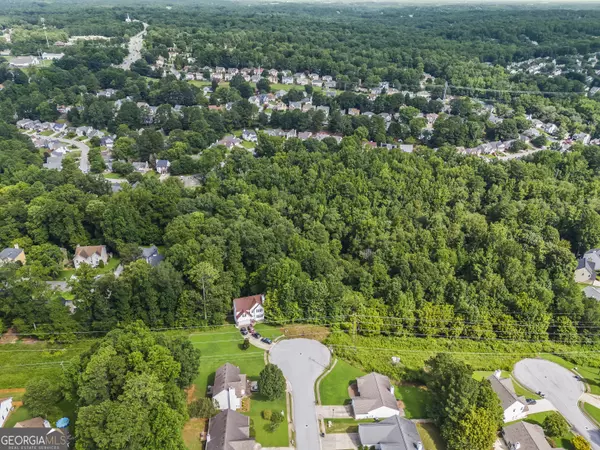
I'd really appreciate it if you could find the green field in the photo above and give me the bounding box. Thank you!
[584,402,600,426]
[319,359,366,405]
[190,324,288,447]
[103,173,122,179]
[4,406,32,428]
[324,418,376,434]
[395,385,430,419]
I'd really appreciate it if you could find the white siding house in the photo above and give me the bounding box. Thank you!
[0,397,12,427]
[352,373,400,420]
[211,363,247,411]
[488,371,528,423]
[233,294,265,328]
[73,245,108,269]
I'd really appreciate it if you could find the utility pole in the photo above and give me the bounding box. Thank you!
[442,80,449,101]
[351,313,357,343]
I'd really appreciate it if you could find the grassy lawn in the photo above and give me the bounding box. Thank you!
[584,402,600,426]
[324,418,375,434]
[182,418,206,450]
[395,385,430,419]
[56,268,75,281]
[417,423,446,450]
[4,406,32,428]
[190,324,286,447]
[103,173,122,179]
[98,257,120,274]
[40,130,55,136]
[472,370,510,381]
[513,377,542,400]
[241,141,255,149]
[319,359,366,405]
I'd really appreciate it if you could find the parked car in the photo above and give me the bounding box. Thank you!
[536,391,545,398]
[261,337,272,344]
[252,332,261,339]
[250,381,259,392]
[526,398,536,405]
[240,327,248,336]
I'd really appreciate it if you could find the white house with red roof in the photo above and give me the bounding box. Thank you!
[233,294,265,327]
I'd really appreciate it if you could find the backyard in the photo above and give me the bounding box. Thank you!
[189,323,289,447]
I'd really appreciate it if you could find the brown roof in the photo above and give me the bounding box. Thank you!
[15,417,49,428]
[74,245,105,259]
[213,363,247,397]
[353,372,400,415]
[233,295,263,320]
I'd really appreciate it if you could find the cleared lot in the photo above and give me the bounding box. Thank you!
[514,358,600,449]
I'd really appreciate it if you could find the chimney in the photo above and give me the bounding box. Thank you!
[512,443,521,450]
[494,369,502,380]
[389,385,395,396]
[416,442,423,450]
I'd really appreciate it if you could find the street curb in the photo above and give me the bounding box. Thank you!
[314,358,337,406]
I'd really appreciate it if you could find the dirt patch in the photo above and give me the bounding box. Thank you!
[0,329,38,345]
[348,382,359,398]
[185,385,197,404]
[182,418,207,450]
[13,401,23,407]
[0,388,25,395]
[281,324,330,342]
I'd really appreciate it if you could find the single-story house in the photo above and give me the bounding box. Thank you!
[15,417,51,428]
[9,56,39,67]
[212,363,247,410]
[0,398,12,427]
[140,245,164,267]
[73,245,108,269]
[352,372,400,419]
[206,409,257,450]
[575,257,596,284]
[488,370,528,423]
[233,294,265,328]
[42,52,64,60]
[0,245,26,265]
[358,415,422,450]
[132,161,151,174]
[43,156,63,170]
[573,132,591,145]
[502,421,552,450]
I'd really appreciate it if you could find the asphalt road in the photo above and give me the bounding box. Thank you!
[117,22,148,70]
[270,339,331,450]
[29,133,90,173]
[514,358,600,449]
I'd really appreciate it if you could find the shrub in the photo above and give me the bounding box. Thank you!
[573,435,591,450]
[542,411,568,437]
[188,398,217,418]
[262,409,272,420]
[241,338,250,350]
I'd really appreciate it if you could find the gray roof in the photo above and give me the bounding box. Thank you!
[584,286,600,301]
[503,422,552,450]
[206,409,257,450]
[140,246,164,267]
[156,159,169,168]
[0,248,24,261]
[213,363,247,398]
[487,375,526,410]
[358,415,421,449]
[577,257,595,273]
[353,372,399,415]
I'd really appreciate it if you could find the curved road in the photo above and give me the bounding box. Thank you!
[29,132,90,173]
[514,358,600,448]
[270,339,331,450]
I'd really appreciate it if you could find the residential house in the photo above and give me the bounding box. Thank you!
[399,144,414,153]
[325,81,337,89]
[0,398,12,427]
[275,90,288,99]
[97,88,117,98]
[502,422,552,450]
[543,123,558,135]
[15,417,51,428]
[302,103,314,112]
[43,156,63,170]
[348,108,360,116]
[0,245,25,265]
[362,112,375,118]
[76,126,93,137]
[9,56,39,67]
[156,159,170,174]
[309,73,320,81]
[132,161,151,174]
[322,75,333,82]
[251,75,261,83]
[380,113,392,122]
[352,372,400,419]
[317,106,330,117]
[312,81,323,88]
[100,136,114,149]
[268,69,278,77]
[488,370,528,422]
[242,129,258,142]
[42,52,64,60]
[16,119,33,129]
[584,248,600,267]
[52,123,66,133]
[206,409,258,450]
[216,136,243,150]
[233,294,265,327]
[358,415,422,450]
[298,131,313,140]
[289,101,302,111]
[140,246,164,267]
[282,76,294,85]
[73,245,108,269]
[212,363,247,410]
[584,286,600,301]
[575,257,596,284]
[573,132,591,145]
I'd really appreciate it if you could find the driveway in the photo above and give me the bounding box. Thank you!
[316,405,353,419]
[320,432,359,450]
[270,339,331,450]
[514,358,600,449]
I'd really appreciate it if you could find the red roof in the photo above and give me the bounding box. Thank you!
[233,294,263,319]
